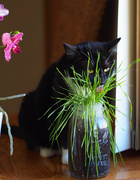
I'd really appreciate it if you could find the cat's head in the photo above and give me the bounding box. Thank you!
[63,38,121,87]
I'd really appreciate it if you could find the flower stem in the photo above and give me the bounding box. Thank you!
[0,46,5,48]
[0,94,26,101]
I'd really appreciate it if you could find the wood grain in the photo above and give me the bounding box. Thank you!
[0,114,140,180]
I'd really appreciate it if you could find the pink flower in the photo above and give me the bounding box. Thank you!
[2,32,23,61]
[0,4,9,21]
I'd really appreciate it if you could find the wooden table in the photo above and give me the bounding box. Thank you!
[0,114,140,180]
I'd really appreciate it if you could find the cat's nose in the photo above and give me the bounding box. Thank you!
[100,78,105,86]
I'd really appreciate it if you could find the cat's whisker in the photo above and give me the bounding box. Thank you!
[89,50,94,64]
[105,52,114,64]
[80,51,88,58]
[87,43,95,66]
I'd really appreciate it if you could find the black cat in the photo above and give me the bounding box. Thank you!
[2,38,120,164]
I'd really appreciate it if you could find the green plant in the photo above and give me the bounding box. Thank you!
[0,94,25,155]
[0,3,24,155]
[46,53,133,178]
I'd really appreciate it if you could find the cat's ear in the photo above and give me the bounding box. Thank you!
[63,43,79,56]
[106,38,121,53]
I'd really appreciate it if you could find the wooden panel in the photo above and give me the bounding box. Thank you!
[45,0,109,67]
[0,114,140,179]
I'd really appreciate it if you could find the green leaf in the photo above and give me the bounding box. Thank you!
[42,52,136,178]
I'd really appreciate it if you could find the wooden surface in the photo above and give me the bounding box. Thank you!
[0,114,140,180]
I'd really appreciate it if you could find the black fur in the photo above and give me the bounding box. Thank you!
[2,39,121,151]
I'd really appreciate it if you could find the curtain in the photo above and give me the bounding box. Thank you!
[136,0,140,150]
[115,0,140,152]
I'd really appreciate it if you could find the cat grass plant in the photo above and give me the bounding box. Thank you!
[47,53,132,178]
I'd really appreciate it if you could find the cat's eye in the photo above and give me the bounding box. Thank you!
[104,68,110,73]
[88,70,94,74]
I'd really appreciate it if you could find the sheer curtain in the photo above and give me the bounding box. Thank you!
[115,0,140,152]
[136,0,140,150]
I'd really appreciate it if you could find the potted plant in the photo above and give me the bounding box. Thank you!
[46,53,133,178]
[0,4,24,155]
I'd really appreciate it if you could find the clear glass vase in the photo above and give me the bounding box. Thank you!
[68,103,110,179]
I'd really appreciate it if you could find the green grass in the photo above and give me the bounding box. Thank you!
[45,53,134,178]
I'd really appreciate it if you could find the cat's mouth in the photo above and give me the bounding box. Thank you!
[95,85,104,93]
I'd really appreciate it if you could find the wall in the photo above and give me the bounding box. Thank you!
[98,0,118,41]
[0,0,118,114]
[44,0,109,67]
[0,1,45,113]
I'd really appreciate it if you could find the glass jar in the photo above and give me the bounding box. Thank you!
[68,103,110,179]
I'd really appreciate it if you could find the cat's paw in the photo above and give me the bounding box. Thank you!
[62,148,68,165]
[40,148,55,158]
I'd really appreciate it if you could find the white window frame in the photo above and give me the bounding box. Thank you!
[115,0,132,153]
